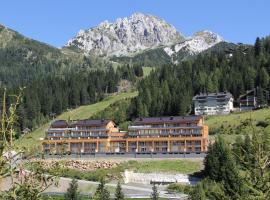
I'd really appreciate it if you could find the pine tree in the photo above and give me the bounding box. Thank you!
[234,129,270,199]
[64,179,80,200]
[92,179,110,200]
[114,181,124,200]
[255,37,263,56]
[204,137,243,199]
[190,182,206,200]
[151,183,159,200]
[260,67,269,88]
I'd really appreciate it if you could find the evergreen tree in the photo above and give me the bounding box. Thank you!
[151,183,159,200]
[189,182,206,200]
[234,129,270,199]
[255,37,263,56]
[204,137,243,199]
[64,179,80,200]
[92,179,110,200]
[190,179,230,200]
[114,181,124,200]
[260,67,269,88]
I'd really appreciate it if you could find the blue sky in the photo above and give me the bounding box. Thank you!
[0,0,269,47]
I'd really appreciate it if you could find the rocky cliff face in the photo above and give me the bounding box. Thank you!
[66,13,223,59]
[164,30,223,56]
[65,13,184,56]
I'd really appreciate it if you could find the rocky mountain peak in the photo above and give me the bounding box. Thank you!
[65,12,184,57]
[193,30,223,44]
[164,30,223,60]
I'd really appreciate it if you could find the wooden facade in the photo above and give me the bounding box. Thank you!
[42,116,209,154]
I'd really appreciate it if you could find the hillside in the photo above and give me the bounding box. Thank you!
[15,91,138,151]
[205,108,270,142]
[0,24,110,88]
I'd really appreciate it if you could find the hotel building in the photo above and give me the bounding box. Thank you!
[42,116,208,154]
[193,92,234,115]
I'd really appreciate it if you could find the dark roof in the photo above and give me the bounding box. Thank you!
[51,120,68,128]
[71,119,113,127]
[192,92,233,101]
[239,88,269,99]
[134,116,202,125]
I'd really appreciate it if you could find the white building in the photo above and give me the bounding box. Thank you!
[193,92,234,115]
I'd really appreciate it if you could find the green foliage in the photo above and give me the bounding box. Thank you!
[198,126,270,200]
[131,36,270,118]
[0,89,57,200]
[189,179,230,200]
[167,183,192,195]
[0,26,146,137]
[91,98,134,128]
[115,182,124,200]
[111,47,171,67]
[92,179,110,200]
[26,159,202,184]
[150,184,159,200]
[64,179,80,200]
[204,137,243,198]
[233,130,270,199]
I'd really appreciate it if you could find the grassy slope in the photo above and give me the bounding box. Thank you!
[16,91,138,150]
[142,67,154,77]
[131,159,203,174]
[205,108,270,142]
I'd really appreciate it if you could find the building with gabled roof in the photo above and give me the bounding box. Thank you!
[192,92,234,115]
[42,115,208,155]
[239,87,270,111]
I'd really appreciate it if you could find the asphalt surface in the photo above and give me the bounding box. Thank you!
[1,176,188,199]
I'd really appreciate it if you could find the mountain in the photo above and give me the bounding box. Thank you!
[65,12,184,57]
[0,24,109,87]
[164,30,223,63]
[111,30,224,66]
[65,12,224,66]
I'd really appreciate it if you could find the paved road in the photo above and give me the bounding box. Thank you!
[1,176,188,199]
[45,177,188,199]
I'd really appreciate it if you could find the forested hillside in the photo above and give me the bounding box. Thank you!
[0,25,114,88]
[0,25,143,135]
[110,47,172,67]
[65,36,270,130]
[132,36,270,117]
[1,23,270,141]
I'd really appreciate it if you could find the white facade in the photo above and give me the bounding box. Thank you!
[193,92,234,115]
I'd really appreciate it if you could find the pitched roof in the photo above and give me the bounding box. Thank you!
[50,120,68,128]
[239,87,269,99]
[133,116,202,125]
[192,92,233,101]
[71,119,113,127]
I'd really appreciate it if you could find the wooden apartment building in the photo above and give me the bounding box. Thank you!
[42,116,209,154]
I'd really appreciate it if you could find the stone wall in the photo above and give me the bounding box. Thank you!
[123,170,196,185]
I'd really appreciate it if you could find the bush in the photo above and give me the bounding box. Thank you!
[167,183,193,194]
[256,120,270,128]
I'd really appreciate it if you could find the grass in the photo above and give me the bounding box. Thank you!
[128,159,203,174]
[205,108,270,131]
[15,91,138,150]
[205,108,270,142]
[142,67,154,77]
[28,159,203,184]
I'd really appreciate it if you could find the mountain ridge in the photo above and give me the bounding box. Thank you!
[65,12,224,60]
[65,12,185,56]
